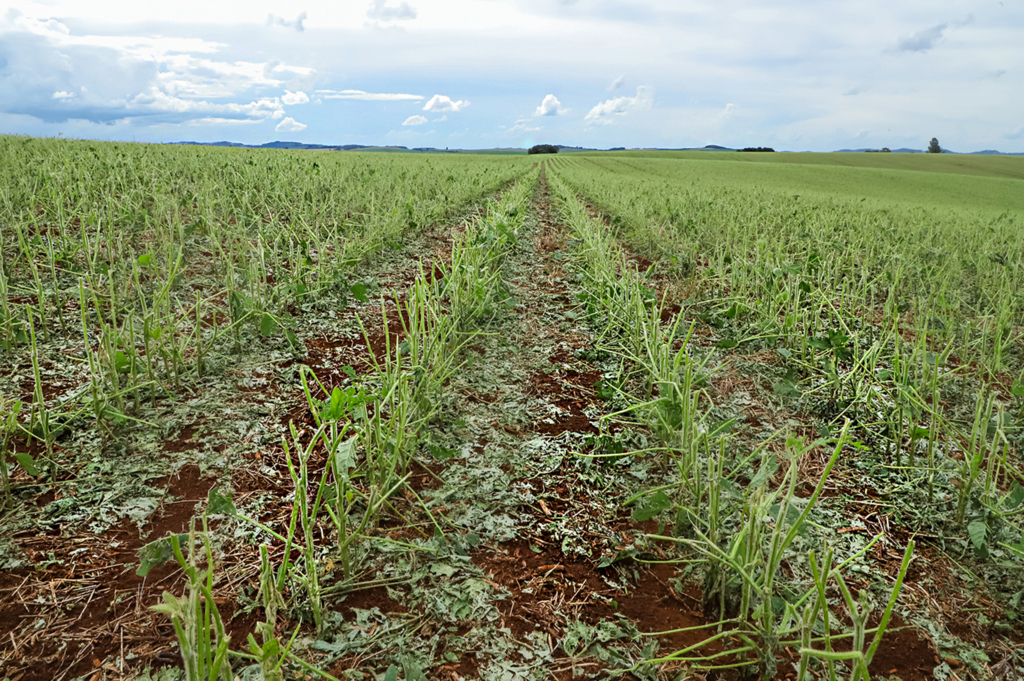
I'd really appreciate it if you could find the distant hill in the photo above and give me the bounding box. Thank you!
[835,148,921,153]
[656,145,736,151]
[555,145,601,152]
[834,147,1024,156]
[167,141,1024,156]
[969,150,1024,156]
[172,140,375,151]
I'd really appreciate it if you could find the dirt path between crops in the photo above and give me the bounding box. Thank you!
[404,169,938,681]
[331,169,724,681]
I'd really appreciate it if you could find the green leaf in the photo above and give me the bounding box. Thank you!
[341,365,357,379]
[137,254,153,267]
[1012,380,1024,398]
[102,404,127,424]
[402,658,427,681]
[15,452,38,477]
[207,487,237,516]
[350,283,368,303]
[428,443,457,460]
[968,519,989,558]
[593,378,617,400]
[384,665,399,681]
[229,290,250,320]
[1005,483,1024,511]
[716,338,739,349]
[284,328,299,349]
[632,491,672,522]
[828,329,849,347]
[260,313,277,337]
[773,379,802,399]
[336,436,358,474]
[137,533,188,576]
[114,350,131,373]
[808,337,831,351]
[750,455,779,490]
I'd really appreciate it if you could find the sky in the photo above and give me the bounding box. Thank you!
[0,0,1021,152]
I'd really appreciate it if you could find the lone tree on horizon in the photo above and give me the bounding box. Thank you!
[927,138,942,154]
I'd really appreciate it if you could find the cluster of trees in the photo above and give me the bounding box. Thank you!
[928,138,942,154]
[528,144,559,155]
[739,147,775,152]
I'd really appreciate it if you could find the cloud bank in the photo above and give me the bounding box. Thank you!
[316,89,422,101]
[0,11,313,126]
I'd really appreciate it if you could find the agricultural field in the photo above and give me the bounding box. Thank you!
[1,137,1022,681]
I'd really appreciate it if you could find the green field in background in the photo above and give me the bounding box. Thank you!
[574,151,1024,216]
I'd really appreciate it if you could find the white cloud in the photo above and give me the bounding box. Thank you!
[423,94,469,112]
[125,88,287,120]
[275,117,307,132]
[894,24,947,53]
[316,89,422,101]
[403,115,427,125]
[584,86,653,125]
[2,1,1022,153]
[0,12,316,127]
[281,90,310,105]
[534,94,568,117]
[263,61,317,90]
[721,103,734,119]
[187,117,265,126]
[505,118,541,134]
[267,12,307,32]
[367,0,417,21]
[433,115,447,122]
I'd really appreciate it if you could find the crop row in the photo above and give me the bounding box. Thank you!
[132,170,539,679]
[0,136,533,505]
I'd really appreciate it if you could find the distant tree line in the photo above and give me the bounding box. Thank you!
[739,147,775,152]
[528,144,559,155]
